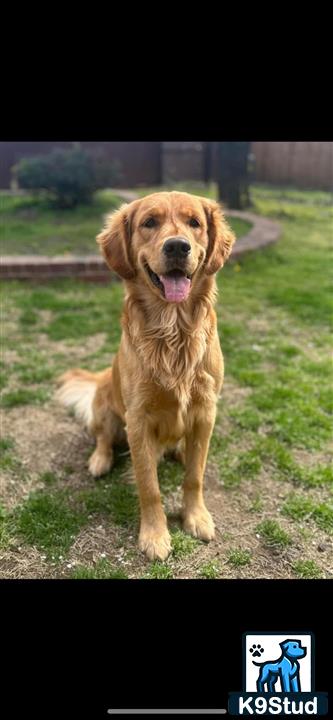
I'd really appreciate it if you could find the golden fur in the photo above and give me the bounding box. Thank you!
[57,191,235,560]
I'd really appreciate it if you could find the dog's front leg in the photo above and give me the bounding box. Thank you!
[182,408,216,542]
[126,413,171,561]
[280,671,291,693]
[290,676,299,692]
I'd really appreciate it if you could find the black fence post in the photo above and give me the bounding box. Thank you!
[203,142,212,185]
[216,142,251,209]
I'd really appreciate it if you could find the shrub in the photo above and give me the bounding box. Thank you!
[13,146,120,208]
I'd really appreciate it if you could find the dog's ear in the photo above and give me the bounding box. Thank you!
[200,198,236,275]
[97,202,137,280]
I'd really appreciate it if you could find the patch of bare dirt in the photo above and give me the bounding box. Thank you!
[221,380,252,407]
[1,398,332,580]
[0,545,59,579]
[247,317,272,333]
[35,332,108,358]
[1,349,20,365]
[292,447,333,468]
[0,404,94,509]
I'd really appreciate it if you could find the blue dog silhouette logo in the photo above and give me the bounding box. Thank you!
[245,633,311,693]
[228,631,329,715]
[252,638,307,693]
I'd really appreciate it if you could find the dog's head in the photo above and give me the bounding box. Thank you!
[97,191,235,303]
[280,640,307,659]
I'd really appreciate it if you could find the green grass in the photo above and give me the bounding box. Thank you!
[14,364,54,384]
[2,457,138,558]
[282,494,333,535]
[0,190,121,255]
[19,309,39,326]
[0,437,25,479]
[11,490,88,559]
[0,438,16,471]
[171,530,200,558]
[1,184,332,577]
[248,495,264,513]
[40,471,58,485]
[0,505,12,550]
[227,549,252,566]
[0,388,49,408]
[292,559,323,579]
[77,476,138,527]
[199,560,221,578]
[0,438,15,452]
[158,458,184,493]
[224,216,251,239]
[144,562,173,579]
[71,559,128,579]
[255,520,292,549]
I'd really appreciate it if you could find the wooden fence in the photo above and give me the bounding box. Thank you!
[0,141,332,190]
[251,142,332,190]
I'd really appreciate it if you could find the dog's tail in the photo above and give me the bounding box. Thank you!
[55,368,101,429]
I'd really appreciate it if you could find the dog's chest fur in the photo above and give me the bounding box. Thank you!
[125,296,216,391]
[123,292,218,442]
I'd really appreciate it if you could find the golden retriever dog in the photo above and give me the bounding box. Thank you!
[57,191,235,560]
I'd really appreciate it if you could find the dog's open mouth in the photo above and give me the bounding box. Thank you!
[145,264,192,303]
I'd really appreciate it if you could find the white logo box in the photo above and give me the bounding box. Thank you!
[244,633,312,692]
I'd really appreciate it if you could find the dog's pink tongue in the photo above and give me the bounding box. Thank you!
[159,274,191,302]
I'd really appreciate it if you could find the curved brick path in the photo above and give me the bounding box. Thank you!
[1,195,281,282]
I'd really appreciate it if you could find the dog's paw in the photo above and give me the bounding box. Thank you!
[250,644,264,658]
[88,449,113,477]
[139,526,172,561]
[182,506,215,542]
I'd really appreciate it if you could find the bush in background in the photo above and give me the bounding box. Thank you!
[13,147,121,208]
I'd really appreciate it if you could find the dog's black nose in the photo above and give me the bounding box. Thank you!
[163,237,191,258]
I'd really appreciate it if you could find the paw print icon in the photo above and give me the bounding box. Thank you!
[249,644,264,658]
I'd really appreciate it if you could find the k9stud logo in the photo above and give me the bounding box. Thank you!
[228,632,328,716]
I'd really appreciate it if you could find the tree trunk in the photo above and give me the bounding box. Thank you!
[216,142,251,209]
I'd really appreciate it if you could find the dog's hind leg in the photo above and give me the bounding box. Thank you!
[256,665,270,693]
[89,369,124,477]
[256,678,265,693]
[268,675,277,692]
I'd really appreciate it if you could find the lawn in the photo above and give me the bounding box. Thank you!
[0,185,332,579]
[0,186,251,256]
[0,190,121,256]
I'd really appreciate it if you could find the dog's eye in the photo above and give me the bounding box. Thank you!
[142,217,157,229]
[189,217,200,228]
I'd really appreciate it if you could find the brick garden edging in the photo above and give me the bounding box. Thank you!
[1,211,281,282]
[227,210,281,259]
